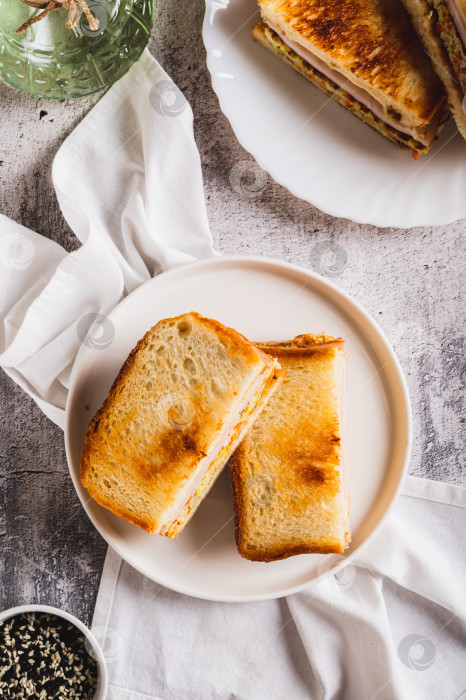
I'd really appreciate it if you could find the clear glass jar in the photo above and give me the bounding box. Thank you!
[0,0,154,98]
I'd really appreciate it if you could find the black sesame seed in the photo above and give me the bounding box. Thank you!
[0,613,98,698]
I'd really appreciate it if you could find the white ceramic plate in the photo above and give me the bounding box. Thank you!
[202,0,466,228]
[65,256,412,601]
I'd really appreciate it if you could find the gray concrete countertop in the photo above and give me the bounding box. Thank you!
[0,0,464,626]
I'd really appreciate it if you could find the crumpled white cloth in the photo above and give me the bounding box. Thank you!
[0,49,215,427]
[1,49,465,700]
[92,476,466,700]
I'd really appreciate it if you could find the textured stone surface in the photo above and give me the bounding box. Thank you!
[0,0,464,626]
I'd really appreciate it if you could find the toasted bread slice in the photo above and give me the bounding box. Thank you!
[399,0,466,139]
[81,312,284,537]
[231,334,349,562]
[258,0,446,129]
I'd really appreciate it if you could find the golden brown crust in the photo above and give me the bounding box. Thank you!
[191,313,271,367]
[83,488,159,533]
[237,540,345,562]
[256,334,345,355]
[80,312,274,534]
[231,333,349,561]
[258,0,445,124]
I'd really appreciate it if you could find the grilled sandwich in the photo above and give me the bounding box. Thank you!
[253,0,448,156]
[81,312,284,537]
[231,334,349,562]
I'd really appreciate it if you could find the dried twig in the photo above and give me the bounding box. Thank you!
[16,0,99,34]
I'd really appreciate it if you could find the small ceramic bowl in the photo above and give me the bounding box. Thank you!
[0,604,108,699]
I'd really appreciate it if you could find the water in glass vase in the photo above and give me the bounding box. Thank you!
[0,0,153,97]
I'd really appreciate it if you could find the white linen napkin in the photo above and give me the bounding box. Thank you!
[0,49,215,427]
[92,476,466,700]
[1,49,465,700]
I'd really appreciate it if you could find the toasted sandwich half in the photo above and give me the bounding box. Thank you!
[399,0,466,138]
[81,312,284,537]
[231,334,349,562]
[253,0,448,156]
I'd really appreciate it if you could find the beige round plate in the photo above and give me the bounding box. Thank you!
[65,256,412,601]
